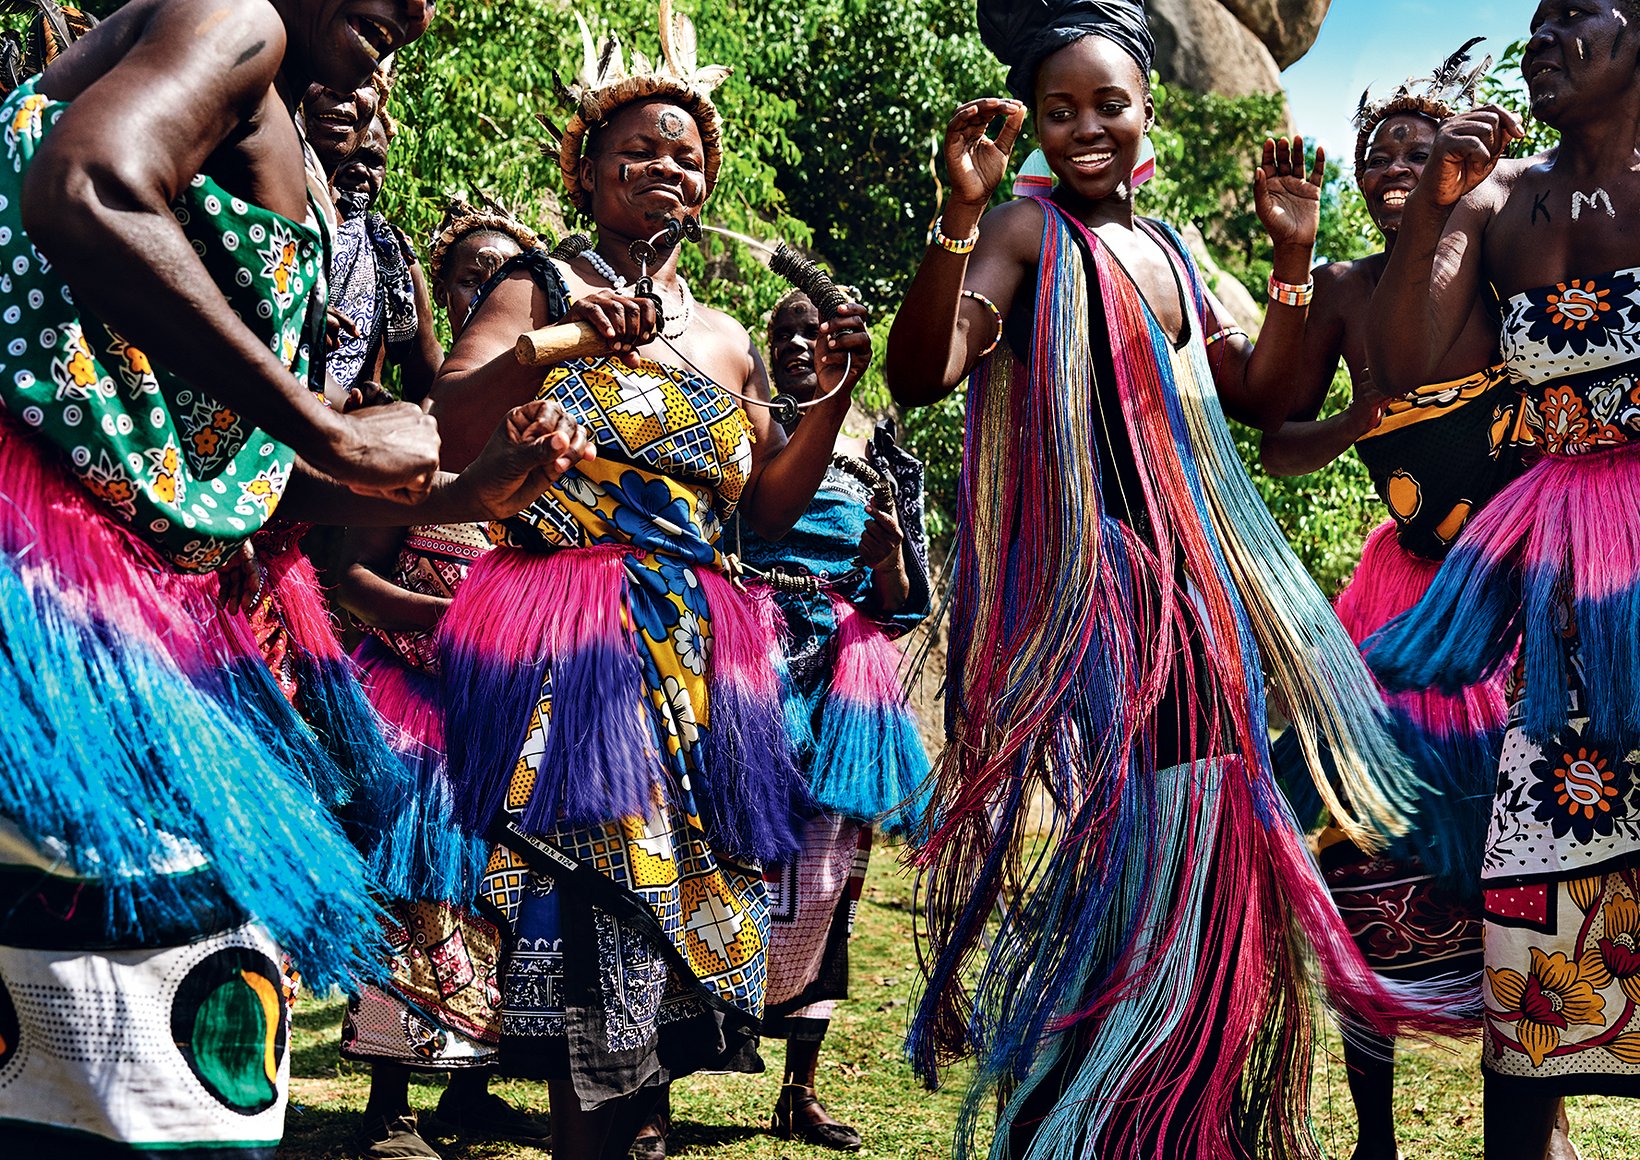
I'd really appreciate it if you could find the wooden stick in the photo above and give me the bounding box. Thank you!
[514,321,607,366]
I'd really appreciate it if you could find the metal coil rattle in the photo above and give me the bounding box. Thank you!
[515,217,856,425]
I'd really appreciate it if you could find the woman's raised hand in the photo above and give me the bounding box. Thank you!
[945,98,1028,208]
[1423,105,1523,208]
[1254,135,1326,251]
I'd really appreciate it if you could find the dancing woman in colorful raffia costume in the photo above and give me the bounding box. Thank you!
[426,6,871,1154]
[1366,3,1640,1154]
[885,1,1465,1155]
[1255,55,1544,1160]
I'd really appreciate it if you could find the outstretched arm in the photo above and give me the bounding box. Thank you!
[1259,377,1386,476]
[887,98,1033,407]
[1368,106,1521,395]
[281,399,594,526]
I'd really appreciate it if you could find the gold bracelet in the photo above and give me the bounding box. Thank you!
[961,289,1003,357]
[1268,275,1314,307]
[931,216,979,255]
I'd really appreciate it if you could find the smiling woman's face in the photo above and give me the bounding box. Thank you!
[1358,113,1436,238]
[1032,35,1152,208]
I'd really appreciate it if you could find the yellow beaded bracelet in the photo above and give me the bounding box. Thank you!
[932,216,979,255]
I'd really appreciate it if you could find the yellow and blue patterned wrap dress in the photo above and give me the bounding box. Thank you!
[440,353,801,1103]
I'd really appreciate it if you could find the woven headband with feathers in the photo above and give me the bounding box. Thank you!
[537,0,731,216]
[1353,37,1490,167]
[426,196,543,284]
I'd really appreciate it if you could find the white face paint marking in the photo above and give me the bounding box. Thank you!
[1577,37,1589,58]
[1571,188,1618,221]
[1618,9,1631,28]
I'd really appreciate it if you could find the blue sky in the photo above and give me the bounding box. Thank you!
[1283,1,1533,174]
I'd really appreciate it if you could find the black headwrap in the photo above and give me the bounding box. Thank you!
[977,0,1155,103]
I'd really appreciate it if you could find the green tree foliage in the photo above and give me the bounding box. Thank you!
[737,0,1006,303]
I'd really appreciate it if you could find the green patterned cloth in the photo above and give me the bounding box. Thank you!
[0,77,327,571]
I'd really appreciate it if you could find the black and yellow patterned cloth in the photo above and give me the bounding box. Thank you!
[1355,365,1536,560]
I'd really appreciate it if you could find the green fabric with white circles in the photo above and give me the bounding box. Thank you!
[0,77,326,572]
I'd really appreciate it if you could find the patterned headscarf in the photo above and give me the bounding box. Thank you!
[976,0,1155,103]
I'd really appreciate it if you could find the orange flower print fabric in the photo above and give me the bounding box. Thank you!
[1484,869,1640,1081]
[0,78,325,572]
[1502,268,1640,456]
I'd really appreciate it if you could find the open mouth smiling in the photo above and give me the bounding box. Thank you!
[346,14,397,62]
[1067,148,1115,174]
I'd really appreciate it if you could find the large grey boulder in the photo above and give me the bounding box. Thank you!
[1217,0,1331,68]
[1149,0,1330,95]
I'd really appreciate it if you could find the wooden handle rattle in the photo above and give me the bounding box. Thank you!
[515,321,607,367]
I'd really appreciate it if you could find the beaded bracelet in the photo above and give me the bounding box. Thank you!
[1268,275,1314,308]
[962,289,1004,357]
[931,216,979,255]
[1204,324,1247,346]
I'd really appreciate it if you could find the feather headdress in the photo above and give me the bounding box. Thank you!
[542,0,731,215]
[1353,37,1490,168]
[426,196,544,285]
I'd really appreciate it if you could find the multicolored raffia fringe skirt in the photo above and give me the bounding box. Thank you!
[1370,444,1640,1091]
[1304,520,1493,981]
[0,420,392,1151]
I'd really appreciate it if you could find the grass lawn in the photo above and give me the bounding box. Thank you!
[278,846,1640,1159]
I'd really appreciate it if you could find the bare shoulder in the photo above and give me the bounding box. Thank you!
[980,196,1045,257]
[694,301,755,355]
[465,267,544,332]
[1305,255,1371,319]
[1468,153,1541,217]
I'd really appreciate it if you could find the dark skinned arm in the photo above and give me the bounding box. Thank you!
[861,502,911,613]
[21,0,436,496]
[887,194,1046,407]
[886,98,1033,407]
[279,398,594,525]
[1367,106,1521,395]
[1249,265,1370,474]
[430,274,657,471]
[334,525,448,632]
[1209,137,1331,431]
[1259,395,1384,476]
